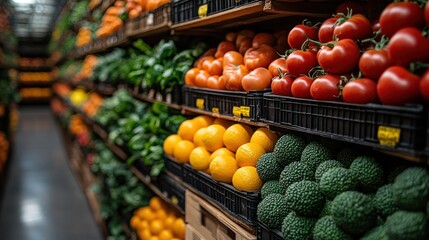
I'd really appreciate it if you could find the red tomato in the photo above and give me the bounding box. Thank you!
[291,76,313,99]
[202,57,223,76]
[223,51,243,66]
[379,2,425,37]
[317,39,360,74]
[310,74,342,101]
[271,75,294,96]
[244,45,278,71]
[285,50,317,77]
[236,29,255,47]
[333,14,372,41]
[336,1,365,16]
[342,78,378,104]
[215,41,236,58]
[223,64,249,91]
[268,58,288,77]
[252,33,276,48]
[287,23,318,49]
[359,49,392,81]
[318,18,338,43]
[420,69,429,102]
[377,66,421,106]
[241,68,272,92]
[388,27,429,67]
[275,30,289,47]
[226,32,237,42]
[194,70,210,88]
[238,38,252,55]
[425,1,429,25]
[207,75,226,90]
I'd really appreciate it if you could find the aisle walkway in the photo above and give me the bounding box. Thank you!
[0,106,103,240]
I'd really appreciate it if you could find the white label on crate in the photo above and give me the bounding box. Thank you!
[147,13,154,26]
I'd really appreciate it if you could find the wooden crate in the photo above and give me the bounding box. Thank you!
[185,190,256,240]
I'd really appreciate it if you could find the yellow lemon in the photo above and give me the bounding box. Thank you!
[163,134,182,156]
[201,124,225,152]
[189,146,211,171]
[177,119,203,141]
[235,142,266,167]
[223,123,254,152]
[209,147,235,162]
[209,155,239,183]
[250,128,278,152]
[173,140,195,163]
[232,166,263,191]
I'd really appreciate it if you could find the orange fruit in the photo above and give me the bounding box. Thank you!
[250,128,278,152]
[173,140,195,163]
[138,228,152,240]
[130,215,140,229]
[193,127,207,147]
[150,219,164,235]
[177,119,203,141]
[232,166,263,191]
[193,115,214,127]
[210,147,235,161]
[164,215,176,230]
[137,207,155,222]
[213,118,234,128]
[209,155,239,183]
[163,134,182,156]
[172,218,186,239]
[189,146,211,171]
[235,143,266,167]
[137,220,150,231]
[201,124,225,152]
[150,196,165,211]
[149,237,160,240]
[155,209,168,220]
[223,123,254,152]
[159,229,174,240]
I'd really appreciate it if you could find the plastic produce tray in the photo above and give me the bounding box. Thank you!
[262,93,428,155]
[164,155,185,181]
[126,3,170,37]
[183,86,266,121]
[182,163,260,226]
[257,223,283,240]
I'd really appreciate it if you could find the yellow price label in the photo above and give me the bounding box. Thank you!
[171,196,179,205]
[240,106,250,118]
[196,99,205,110]
[378,126,401,147]
[212,107,219,114]
[233,106,241,118]
[198,4,208,18]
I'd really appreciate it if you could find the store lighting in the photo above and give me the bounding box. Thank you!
[11,0,36,5]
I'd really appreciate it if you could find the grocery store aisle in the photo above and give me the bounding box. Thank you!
[0,106,103,240]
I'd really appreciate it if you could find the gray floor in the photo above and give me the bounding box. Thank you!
[0,106,103,240]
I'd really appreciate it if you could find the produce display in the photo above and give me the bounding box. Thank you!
[96,1,125,38]
[19,72,52,82]
[256,132,429,239]
[0,131,9,170]
[126,0,170,19]
[19,88,52,99]
[18,57,47,67]
[68,115,90,147]
[129,196,185,240]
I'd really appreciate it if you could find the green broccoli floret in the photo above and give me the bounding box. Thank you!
[374,184,399,218]
[313,216,353,240]
[349,156,384,192]
[360,225,388,240]
[257,193,290,229]
[385,211,428,240]
[285,180,325,217]
[279,161,313,192]
[282,211,317,240]
[256,153,282,181]
[393,167,429,211]
[319,200,333,217]
[301,142,333,172]
[320,167,357,200]
[315,160,344,182]
[273,133,307,167]
[261,180,283,199]
[336,147,358,167]
[331,191,377,235]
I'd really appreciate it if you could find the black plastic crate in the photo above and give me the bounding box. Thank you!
[164,155,184,180]
[182,163,260,226]
[183,86,266,121]
[171,0,197,24]
[262,93,428,155]
[159,173,186,212]
[257,223,283,240]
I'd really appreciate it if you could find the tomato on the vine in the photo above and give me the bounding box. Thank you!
[285,50,317,77]
[310,74,342,101]
[420,69,429,102]
[272,74,294,96]
[425,1,429,26]
[359,49,392,81]
[379,2,425,37]
[288,23,318,49]
[268,58,287,77]
[342,78,378,104]
[388,27,429,67]
[317,39,360,74]
[318,18,338,43]
[215,41,236,58]
[241,67,272,92]
[291,76,313,99]
[377,66,421,106]
[333,14,372,40]
[244,45,278,70]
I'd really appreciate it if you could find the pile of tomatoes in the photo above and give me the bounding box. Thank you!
[185,0,429,107]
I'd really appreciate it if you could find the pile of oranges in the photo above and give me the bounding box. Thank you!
[130,196,186,240]
[82,93,104,117]
[163,115,278,191]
